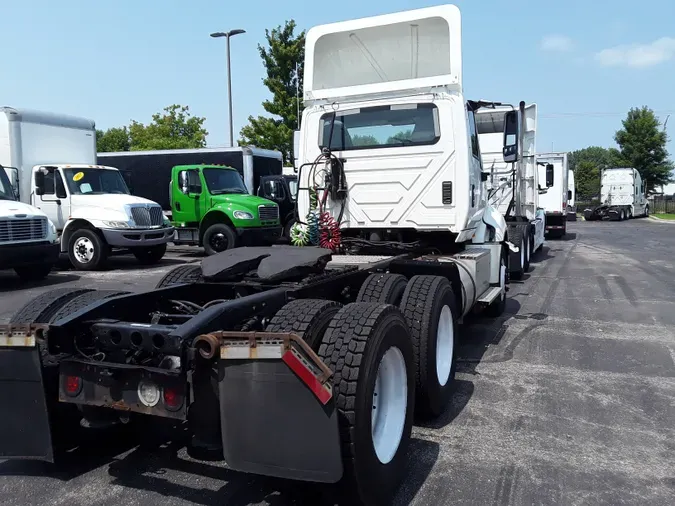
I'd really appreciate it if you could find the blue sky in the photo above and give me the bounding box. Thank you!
[2,0,674,159]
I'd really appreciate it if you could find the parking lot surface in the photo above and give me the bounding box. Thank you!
[1,220,673,506]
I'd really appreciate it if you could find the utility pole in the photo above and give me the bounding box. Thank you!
[210,29,246,147]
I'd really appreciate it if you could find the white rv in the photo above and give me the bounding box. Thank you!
[0,107,174,270]
[584,167,649,220]
[476,101,547,279]
[535,152,569,238]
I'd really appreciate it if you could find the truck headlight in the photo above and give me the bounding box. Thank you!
[233,211,254,220]
[103,221,130,228]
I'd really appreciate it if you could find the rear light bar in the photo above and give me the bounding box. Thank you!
[195,331,334,405]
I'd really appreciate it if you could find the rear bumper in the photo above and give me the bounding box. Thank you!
[236,226,282,246]
[0,241,59,268]
[101,226,175,247]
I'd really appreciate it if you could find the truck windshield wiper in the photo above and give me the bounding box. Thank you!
[211,188,247,195]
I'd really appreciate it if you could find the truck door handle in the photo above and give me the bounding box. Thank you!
[176,202,181,211]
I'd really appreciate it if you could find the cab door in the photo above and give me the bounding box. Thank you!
[171,168,203,225]
[32,166,71,232]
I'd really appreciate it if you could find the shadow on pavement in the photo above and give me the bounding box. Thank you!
[0,272,80,293]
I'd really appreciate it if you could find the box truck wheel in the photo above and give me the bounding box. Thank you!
[14,263,54,281]
[68,228,108,270]
[317,302,414,506]
[399,275,458,419]
[203,223,236,255]
[132,244,167,265]
[283,217,296,239]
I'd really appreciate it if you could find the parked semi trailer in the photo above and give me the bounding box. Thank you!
[0,5,523,505]
[584,167,649,221]
[536,151,569,238]
[476,101,547,280]
[1,107,173,270]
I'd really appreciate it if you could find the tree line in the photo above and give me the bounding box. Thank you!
[97,20,674,194]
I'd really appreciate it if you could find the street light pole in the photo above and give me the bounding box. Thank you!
[210,29,246,147]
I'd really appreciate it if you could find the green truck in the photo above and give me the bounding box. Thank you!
[170,164,281,255]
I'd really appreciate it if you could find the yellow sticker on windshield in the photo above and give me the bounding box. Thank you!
[73,171,84,182]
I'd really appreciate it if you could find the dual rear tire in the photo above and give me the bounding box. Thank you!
[268,273,460,504]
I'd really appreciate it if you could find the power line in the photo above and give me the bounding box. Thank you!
[540,110,675,119]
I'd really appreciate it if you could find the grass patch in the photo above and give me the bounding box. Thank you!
[653,213,675,220]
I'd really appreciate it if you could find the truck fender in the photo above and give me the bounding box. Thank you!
[472,206,507,243]
[61,218,102,253]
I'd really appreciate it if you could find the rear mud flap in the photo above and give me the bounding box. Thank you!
[0,348,54,461]
[218,358,343,483]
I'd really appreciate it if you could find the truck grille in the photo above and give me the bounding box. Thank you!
[129,205,164,227]
[258,205,279,222]
[0,217,47,243]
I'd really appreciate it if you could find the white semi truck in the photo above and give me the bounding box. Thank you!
[584,167,649,220]
[0,5,528,506]
[0,107,174,270]
[476,101,547,279]
[567,168,577,221]
[0,164,60,280]
[535,151,569,238]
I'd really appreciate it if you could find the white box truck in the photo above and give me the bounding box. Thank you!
[584,167,649,220]
[476,101,547,279]
[0,107,174,270]
[0,163,60,280]
[535,152,569,238]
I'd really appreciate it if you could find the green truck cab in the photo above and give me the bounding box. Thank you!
[170,164,281,255]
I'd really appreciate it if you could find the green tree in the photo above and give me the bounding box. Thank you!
[614,106,674,193]
[568,146,626,200]
[129,104,207,151]
[96,127,131,152]
[239,20,305,164]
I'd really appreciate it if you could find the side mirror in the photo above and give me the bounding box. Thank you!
[480,172,489,182]
[5,167,19,199]
[34,170,45,196]
[502,110,519,163]
[293,130,300,169]
[546,164,554,188]
[568,190,572,200]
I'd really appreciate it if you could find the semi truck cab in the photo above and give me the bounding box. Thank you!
[170,164,281,254]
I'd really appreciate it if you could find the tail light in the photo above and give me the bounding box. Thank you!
[64,375,82,396]
[163,387,184,411]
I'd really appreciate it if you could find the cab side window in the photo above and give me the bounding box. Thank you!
[55,172,67,198]
[41,172,55,194]
[467,109,480,160]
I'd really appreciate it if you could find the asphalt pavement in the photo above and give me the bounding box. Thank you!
[1,220,674,505]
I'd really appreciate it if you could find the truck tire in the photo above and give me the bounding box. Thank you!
[50,290,130,323]
[522,227,531,273]
[14,263,54,281]
[203,223,237,256]
[132,244,167,265]
[266,299,342,351]
[645,205,650,217]
[484,245,508,318]
[356,273,408,306]
[508,224,527,280]
[10,287,95,326]
[155,264,202,288]
[283,218,296,239]
[317,302,414,506]
[68,228,108,270]
[399,275,458,419]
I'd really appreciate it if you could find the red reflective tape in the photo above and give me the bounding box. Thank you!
[282,350,332,405]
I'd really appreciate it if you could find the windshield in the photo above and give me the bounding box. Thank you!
[319,103,440,151]
[63,168,130,195]
[0,169,16,201]
[203,168,248,195]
